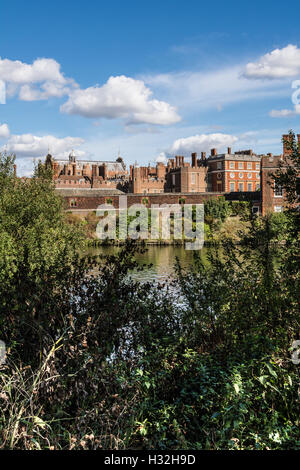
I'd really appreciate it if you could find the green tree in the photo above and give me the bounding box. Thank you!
[0,153,85,358]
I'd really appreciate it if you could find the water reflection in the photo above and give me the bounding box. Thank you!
[87,245,210,283]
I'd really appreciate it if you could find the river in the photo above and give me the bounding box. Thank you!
[87,245,211,283]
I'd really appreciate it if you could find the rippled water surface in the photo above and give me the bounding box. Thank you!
[87,245,212,283]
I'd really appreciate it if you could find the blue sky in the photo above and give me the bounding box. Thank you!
[1,0,300,175]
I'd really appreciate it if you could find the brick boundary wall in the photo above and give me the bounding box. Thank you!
[56,189,261,212]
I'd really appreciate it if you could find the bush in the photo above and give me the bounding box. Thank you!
[204,197,231,225]
[229,200,251,219]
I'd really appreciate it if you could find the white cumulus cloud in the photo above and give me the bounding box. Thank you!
[155,152,167,163]
[269,104,300,118]
[168,133,238,156]
[61,75,181,125]
[1,133,85,158]
[0,57,77,100]
[0,123,10,139]
[243,44,300,79]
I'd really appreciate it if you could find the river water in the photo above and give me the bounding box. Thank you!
[87,245,211,283]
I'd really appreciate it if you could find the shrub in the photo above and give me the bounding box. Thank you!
[204,196,231,224]
[229,200,251,219]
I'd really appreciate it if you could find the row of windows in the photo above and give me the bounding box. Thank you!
[217,162,260,170]
[229,172,260,179]
[229,182,260,192]
[142,189,164,193]
[58,179,87,184]
[58,179,113,185]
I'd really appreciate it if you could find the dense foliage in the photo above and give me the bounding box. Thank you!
[0,142,299,450]
[204,196,231,225]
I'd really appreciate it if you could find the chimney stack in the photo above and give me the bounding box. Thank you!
[227,147,231,155]
[92,164,97,177]
[211,148,217,157]
[201,151,206,161]
[191,152,197,167]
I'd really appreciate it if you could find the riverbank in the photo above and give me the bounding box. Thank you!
[65,208,251,247]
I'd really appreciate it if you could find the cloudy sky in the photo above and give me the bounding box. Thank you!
[1,0,300,175]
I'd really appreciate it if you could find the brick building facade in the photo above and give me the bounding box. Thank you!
[129,153,207,194]
[129,162,166,194]
[46,151,128,190]
[206,147,261,193]
[165,153,208,193]
[260,154,285,215]
[42,132,298,215]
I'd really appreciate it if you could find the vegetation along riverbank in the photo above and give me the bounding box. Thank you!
[0,132,299,450]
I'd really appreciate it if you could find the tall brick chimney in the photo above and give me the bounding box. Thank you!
[201,152,206,161]
[103,163,107,180]
[211,148,217,157]
[157,162,166,178]
[92,164,97,177]
[227,147,232,155]
[191,152,197,168]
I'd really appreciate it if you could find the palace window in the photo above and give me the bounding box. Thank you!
[256,183,260,191]
[238,183,244,192]
[191,173,196,184]
[274,206,283,212]
[274,182,283,197]
[239,173,243,179]
[248,173,252,178]
[256,163,260,169]
[230,182,235,192]
[217,162,222,169]
[70,199,77,207]
[229,162,235,169]
[247,183,252,191]
[230,173,235,178]
[238,162,244,169]
[247,162,252,169]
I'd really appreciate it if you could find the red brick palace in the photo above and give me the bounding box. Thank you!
[41,133,299,215]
